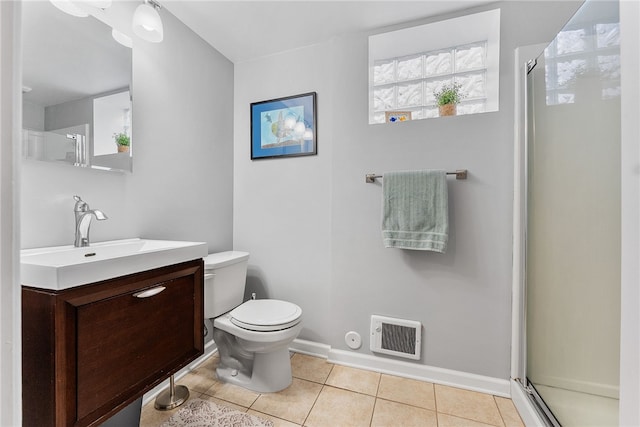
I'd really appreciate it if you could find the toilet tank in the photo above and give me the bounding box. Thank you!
[203,251,250,318]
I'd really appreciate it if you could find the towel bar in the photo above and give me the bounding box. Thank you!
[365,169,467,183]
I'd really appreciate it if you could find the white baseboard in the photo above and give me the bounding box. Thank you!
[290,339,510,397]
[290,338,331,358]
[510,379,546,427]
[323,348,510,397]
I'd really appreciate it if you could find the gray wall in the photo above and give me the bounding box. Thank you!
[234,1,581,379]
[21,7,234,253]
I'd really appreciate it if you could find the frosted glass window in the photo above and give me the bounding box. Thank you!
[374,60,395,85]
[457,101,486,115]
[455,44,485,72]
[397,55,423,81]
[456,73,486,99]
[373,87,395,110]
[397,82,423,107]
[424,107,439,119]
[425,78,452,105]
[425,52,452,76]
[369,9,500,123]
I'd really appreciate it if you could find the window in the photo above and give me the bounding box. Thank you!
[369,9,500,124]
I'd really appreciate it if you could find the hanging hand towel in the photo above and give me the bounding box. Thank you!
[382,170,449,253]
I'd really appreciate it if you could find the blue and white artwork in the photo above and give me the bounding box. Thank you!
[251,92,317,159]
[260,106,304,148]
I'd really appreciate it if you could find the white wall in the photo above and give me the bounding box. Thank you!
[234,1,582,380]
[21,7,234,252]
[234,43,334,343]
[619,0,640,423]
[1,2,22,425]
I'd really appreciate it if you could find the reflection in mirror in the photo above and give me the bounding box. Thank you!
[22,1,133,172]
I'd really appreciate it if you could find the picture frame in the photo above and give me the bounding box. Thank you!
[251,92,317,160]
[385,111,412,123]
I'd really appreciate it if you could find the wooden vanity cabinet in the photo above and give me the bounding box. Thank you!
[22,259,204,427]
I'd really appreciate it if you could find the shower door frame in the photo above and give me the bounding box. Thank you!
[511,2,640,425]
[510,44,556,427]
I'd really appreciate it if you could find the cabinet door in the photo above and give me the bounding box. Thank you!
[74,274,199,422]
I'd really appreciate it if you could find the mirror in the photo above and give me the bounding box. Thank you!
[22,1,133,172]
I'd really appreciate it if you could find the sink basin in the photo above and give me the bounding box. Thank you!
[21,238,208,290]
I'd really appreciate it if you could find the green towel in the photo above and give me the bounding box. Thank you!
[382,170,449,253]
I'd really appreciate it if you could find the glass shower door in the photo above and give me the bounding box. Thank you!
[525,0,621,425]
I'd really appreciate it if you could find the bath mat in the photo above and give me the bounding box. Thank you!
[159,398,273,427]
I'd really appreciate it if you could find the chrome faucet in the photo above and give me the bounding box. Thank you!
[73,195,108,247]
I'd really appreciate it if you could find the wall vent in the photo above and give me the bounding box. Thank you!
[370,315,421,360]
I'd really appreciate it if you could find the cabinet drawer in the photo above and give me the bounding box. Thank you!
[76,275,196,420]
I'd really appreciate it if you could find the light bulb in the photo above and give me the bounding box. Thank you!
[132,1,163,43]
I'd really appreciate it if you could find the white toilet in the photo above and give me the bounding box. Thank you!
[203,251,303,393]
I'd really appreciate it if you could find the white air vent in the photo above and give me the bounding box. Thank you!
[370,315,421,360]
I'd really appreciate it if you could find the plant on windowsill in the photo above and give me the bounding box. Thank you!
[434,83,464,117]
[113,132,130,153]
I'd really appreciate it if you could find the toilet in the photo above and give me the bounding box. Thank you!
[203,251,302,393]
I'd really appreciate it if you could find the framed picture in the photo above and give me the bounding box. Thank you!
[385,111,412,123]
[251,92,317,160]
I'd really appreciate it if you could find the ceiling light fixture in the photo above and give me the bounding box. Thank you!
[49,0,89,17]
[112,29,133,48]
[132,0,164,43]
[82,0,112,8]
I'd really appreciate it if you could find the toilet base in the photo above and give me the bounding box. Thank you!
[216,346,292,393]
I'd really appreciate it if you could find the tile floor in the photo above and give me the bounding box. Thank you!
[140,353,525,427]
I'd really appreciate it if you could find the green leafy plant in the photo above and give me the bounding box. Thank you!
[434,83,464,106]
[113,132,130,147]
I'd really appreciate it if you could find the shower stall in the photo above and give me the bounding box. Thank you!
[515,0,621,425]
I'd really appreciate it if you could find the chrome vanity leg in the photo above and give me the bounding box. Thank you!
[154,375,189,410]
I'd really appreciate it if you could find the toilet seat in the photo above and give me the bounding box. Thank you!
[230,299,302,332]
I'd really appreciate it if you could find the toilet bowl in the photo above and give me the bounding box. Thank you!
[203,251,302,393]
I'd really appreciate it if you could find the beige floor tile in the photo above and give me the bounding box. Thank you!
[139,393,202,427]
[495,397,525,427]
[250,378,323,424]
[325,365,381,396]
[435,385,504,426]
[176,365,217,394]
[203,379,260,408]
[371,398,437,427]
[248,410,302,427]
[199,393,250,413]
[304,386,375,427]
[377,374,436,411]
[438,413,501,427]
[291,353,333,384]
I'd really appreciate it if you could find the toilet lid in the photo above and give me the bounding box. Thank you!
[230,299,302,332]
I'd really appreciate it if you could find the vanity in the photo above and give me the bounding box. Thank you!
[21,239,208,427]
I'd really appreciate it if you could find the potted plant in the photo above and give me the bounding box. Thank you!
[113,132,130,153]
[434,83,464,117]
